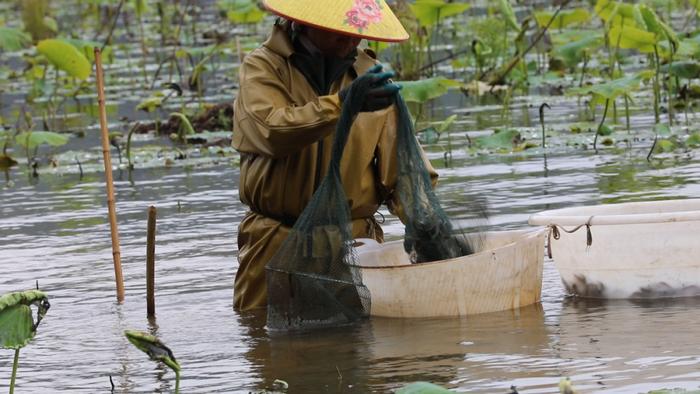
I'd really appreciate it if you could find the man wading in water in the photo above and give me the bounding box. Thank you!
[232,0,437,311]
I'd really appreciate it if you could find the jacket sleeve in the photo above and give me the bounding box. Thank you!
[375,107,439,223]
[233,51,341,158]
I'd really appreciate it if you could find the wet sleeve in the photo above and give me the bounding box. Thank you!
[375,107,439,223]
[233,53,341,157]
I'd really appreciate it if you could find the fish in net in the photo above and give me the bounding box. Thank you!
[266,70,485,330]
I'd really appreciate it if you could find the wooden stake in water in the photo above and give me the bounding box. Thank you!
[146,206,157,316]
[94,47,125,303]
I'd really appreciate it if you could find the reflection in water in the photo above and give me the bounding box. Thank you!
[241,309,373,393]
[550,297,700,393]
[367,305,549,392]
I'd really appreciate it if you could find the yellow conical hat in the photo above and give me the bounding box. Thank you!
[262,0,409,42]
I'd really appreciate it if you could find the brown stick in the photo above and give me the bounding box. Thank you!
[146,206,157,316]
[94,47,125,303]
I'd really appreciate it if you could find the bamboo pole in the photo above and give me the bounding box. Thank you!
[94,47,125,303]
[146,206,157,316]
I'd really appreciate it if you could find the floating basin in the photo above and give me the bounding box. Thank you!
[528,199,700,299]
[355,228,546,318]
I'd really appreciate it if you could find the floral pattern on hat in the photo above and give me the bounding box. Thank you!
[345,0,383,33]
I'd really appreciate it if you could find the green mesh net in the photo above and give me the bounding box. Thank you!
[266,76,481,330]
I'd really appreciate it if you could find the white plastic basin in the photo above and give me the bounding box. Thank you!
[529,199,700,299]
[356,228,546,318]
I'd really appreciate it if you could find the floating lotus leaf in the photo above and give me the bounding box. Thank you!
[124,330,180,373]
[0,290,49,349]
[473,129,524,151]
[36,38,92,80]
[654,139,676,153]
[397,382,453,393]
[687,132,700,147]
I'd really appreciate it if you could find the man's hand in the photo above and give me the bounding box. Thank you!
[339,64,401,112]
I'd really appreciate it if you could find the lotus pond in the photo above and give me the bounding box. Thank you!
[2,0,700,393]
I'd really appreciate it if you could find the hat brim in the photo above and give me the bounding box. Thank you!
[263,0,409,43]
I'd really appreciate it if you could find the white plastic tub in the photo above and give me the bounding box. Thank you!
[528,199,700,299]
[355,228,546,318]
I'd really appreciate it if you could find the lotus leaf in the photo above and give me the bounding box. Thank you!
[568,71,653,102]
[36,38,92,80]
[397,382,453,393]
[124,330,180,373]
[554,34,603,68]
[535,8,591,29]
[687,132,700,147]
[497,0,519,32]
[608,24,658,53]
[0,290,49,349]
[409,0,470,27]
[0,27,31,51]
[635,5,678,50]
[418,127,439,144]
[15,131,69,150]
[220,0,266,24]
[597,124,613,136]
[654,139,676,153]
[136,96,163,112]
[398,77,460,103]
[473,129,524,151]
[595,0,637,26]
[654,124,672,137]
[63,38,113,63]
[661,61,700,79]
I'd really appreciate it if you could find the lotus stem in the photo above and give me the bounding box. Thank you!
[174,370,180,394]
[10,348,19,394]
[624,95,630,133]
[653,46,661,124]
[594,99,610,153]
[539,103,550,149]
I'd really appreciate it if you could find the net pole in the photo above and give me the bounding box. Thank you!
[94,47,125,303]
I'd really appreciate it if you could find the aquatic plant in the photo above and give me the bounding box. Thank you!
[395,0,470,79]
[0,27,31,52]
[124,330,181,393]
[396,381,453,393]
[568,70,653,151]
[0,290,50,394]
[218,0,267,24]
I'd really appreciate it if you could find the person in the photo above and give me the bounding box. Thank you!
[232,0,438,311]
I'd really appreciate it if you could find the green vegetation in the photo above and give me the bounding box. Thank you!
[3,0,700,178]
[124,330,181,393]
[0,290,50,394]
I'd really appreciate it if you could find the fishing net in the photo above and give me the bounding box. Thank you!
[266,75,482,330]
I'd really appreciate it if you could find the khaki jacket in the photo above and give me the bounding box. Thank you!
[232,22,438,310]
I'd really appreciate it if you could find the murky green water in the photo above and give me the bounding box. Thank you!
[3,1,700,393]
